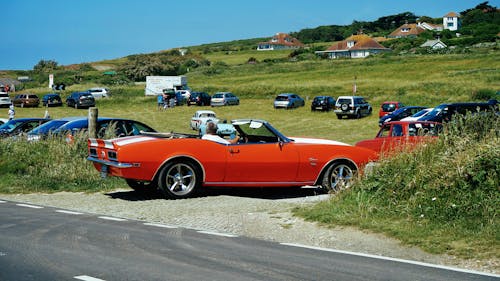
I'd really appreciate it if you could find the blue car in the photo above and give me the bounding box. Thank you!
[0,118,51,137]
[27,116,156,141]
[378,106,427,127]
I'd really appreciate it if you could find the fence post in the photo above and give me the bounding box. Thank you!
[88,107,98,138]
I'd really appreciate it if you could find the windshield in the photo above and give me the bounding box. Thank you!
[382,103,396,111]
[425,105,446,118]
[412,108,430,117]
[29,120,69,134]
[213,93,223,98]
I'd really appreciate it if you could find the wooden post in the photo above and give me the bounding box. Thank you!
[88,107,98,138]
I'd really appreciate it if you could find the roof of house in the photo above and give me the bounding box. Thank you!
[444,12,460,18]
[326,34,389,52]
[258,32,304,47]
[420,39,447,48]
[388,23,426,37]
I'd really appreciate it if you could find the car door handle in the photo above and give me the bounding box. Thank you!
[229,148,240,154]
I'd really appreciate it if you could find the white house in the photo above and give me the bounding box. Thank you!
[443,12,461,31]
[257,33,304,51]
[420,39,447,49]
[316,34,391,59]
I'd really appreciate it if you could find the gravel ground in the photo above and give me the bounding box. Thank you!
[1,188,498,275]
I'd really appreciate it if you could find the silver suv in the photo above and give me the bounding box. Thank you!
[334,96,372,119]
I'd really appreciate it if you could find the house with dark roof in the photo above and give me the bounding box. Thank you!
[257,33,304,51]
[388,23,426,38]
[315,34,391,59]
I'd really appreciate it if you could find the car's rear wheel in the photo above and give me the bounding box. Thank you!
[158,159,201,199]
[321,161,357,193]
[355,110,361,119]
[336,114,343,119]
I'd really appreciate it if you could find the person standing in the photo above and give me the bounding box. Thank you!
[8,105,15,120]
[157,94,164,110]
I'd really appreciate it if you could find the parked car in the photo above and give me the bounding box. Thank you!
[311,96,335,111]
[0,92,12,108]
[87,87,109,98]
[87,119,378,199]
[0,118,51,137]
[356,121,442,156]
[190,110,219,131]
[419,101,498,123]
[187,92,211,106]
[273,93,305,109]
[12,94,40,108]
[41,93,63,107]
[379,101,405,118]
[211,92,239,106]
[401,108,433,121]
[27,116,156,141]
[176,90,191,99]
[66,91,96,108]
[379,106,427,127]
[334,96,372,119]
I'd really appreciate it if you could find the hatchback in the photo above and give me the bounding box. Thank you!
[12,94,40,107]
[66,92,96,108]
[211,92,239,106]
[87,87,109,98]
[274,93,305,109]
[0,93,11,108]
[311,96,335,111]
[379,101,405,118]
[188,92,211,106]
[42,93,63,107]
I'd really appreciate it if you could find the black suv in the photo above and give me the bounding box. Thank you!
[66,91,95,109]
[420,100,498,123]
[334,96,372,119]
[311,96,335,111]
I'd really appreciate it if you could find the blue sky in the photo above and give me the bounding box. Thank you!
[2,0,497,70]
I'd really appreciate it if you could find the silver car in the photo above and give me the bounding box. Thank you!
[0,93,11,108]
[210,92,239,106]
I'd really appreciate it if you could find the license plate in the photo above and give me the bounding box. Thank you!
[316,107,323,110]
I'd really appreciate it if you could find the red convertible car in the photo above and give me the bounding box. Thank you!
[88,119,378,199]
[355,121,442,156]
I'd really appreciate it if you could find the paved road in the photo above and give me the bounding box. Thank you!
[0,200,497,281]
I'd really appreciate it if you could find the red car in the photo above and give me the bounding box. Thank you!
[355,121,442,156]
[379,101,404,118]
[88,119,378,199]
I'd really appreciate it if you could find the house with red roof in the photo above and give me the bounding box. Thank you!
[443,12,461,31]
[388,23,426,38]
[257,33,304,51]
[315,34,391,59]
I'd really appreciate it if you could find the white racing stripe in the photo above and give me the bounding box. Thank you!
[74,275,106,281]
[291,137,350,146]
[0,200,6,203]
[16,203,43,209]
[281,243,500,278]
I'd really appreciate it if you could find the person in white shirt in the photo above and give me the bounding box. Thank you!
[202,122,239,144]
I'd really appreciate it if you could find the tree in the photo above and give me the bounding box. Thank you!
[33,59,59,72]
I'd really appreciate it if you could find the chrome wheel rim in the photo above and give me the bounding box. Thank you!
[329,164,354,191]
[164,163,196,196]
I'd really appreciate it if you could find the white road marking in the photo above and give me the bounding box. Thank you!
[144,222,178,229]
[98,216,127,222]
[16,203,43,209]
[74,275,106,281]
[0,200,6,203]
[281,243,500,278]
[56,210,84,215]
[197,230,238,238]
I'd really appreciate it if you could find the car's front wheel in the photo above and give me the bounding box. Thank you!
[321,161,357,193]
[157,159,201,199]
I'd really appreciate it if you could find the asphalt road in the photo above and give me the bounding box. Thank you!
[0,200,497,281]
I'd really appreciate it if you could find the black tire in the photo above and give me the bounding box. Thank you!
[341,103,349,112]
[356,110,361,119]
[126,179,157,193]
[321,161,357,193]
[157,159,202,199]
[336,114,342,119]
